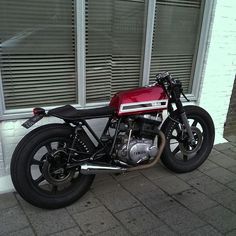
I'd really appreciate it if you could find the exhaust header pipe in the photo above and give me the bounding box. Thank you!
[80,131,166,175]
[80,163,127,175]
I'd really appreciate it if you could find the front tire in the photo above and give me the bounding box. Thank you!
[11,124,95,209]
[161,105,215,173]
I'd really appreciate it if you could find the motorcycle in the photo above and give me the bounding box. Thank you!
[10,72,215,209]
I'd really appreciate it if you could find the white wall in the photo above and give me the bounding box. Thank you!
[197,0,236,143]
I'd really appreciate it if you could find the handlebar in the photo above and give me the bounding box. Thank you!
[155,71,182,87]
[155,72,187,100]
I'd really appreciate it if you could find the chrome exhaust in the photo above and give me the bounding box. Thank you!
[80,130,166,175]
[80,163,127,175]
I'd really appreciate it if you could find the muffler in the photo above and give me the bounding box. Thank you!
[80,130,166,175]
[80,163,127,175]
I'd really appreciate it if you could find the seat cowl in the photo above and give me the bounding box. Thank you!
[48,105,115,120]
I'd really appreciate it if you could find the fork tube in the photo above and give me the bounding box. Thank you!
[175,98,195,142]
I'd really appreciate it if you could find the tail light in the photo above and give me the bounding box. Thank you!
[33,107,45,116]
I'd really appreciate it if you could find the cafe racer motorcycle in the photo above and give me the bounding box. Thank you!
[11,72,215,209]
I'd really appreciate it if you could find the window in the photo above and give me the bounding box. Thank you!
[0,0,76,109]
[0,0,211,117]
[85,0,146,103]
[150,0,204,93]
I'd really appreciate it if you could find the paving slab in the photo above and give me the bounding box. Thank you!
[226,180,236,191]
[185,225,222,236]
[72,206,120,235]
[214,143,236,151]
[94,186,140,213]
[172,188,218,213]
[204,167,236,184]
[50,227,83,236]
[152,175,191,195]
[188,175,227,195]
[210,148,222,155]
[17,196,76,236]
[210,189,236,213]
[91,177,121,195]
[208,152,236,168]
[141,164,172,180]
[0,192,18,210]
[226,229,236,236]
[199,205,236,233]
[139,192,181,214]
[228,166,236,174]
[157,205,205,234]
[175,169,204,182]
[137,224,177,236]
[219,149,236,160]
[94,225,131,236]
[113,171,142,182]
[4,227,35,236]
[198,159,219,172]
[0,206,30,235]
[115,206,163,235]
[66,191,101,215]
[120,174,164,199]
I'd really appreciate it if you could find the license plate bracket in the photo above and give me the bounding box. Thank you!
[22,114,44,129]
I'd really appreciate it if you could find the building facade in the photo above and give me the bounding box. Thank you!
[0,0,235,191]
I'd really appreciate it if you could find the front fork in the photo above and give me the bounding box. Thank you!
[170,96,195,145]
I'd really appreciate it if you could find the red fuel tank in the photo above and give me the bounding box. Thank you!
[109,85,168,116]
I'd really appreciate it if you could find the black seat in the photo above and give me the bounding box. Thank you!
[48,105,115,120]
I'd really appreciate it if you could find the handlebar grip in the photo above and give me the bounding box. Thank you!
[155,72,171,83]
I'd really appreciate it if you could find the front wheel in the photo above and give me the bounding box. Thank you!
[160,105,215,173]
[11,124,95,209]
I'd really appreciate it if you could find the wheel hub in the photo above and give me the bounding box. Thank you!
[41,149,74,186]
[179,126,203,157]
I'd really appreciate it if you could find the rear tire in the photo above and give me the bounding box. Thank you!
[11,124,95,209]
[160,105,215,173]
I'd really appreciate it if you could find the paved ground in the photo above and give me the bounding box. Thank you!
[1,142,236,236]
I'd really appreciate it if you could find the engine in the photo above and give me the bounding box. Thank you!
[117,137,158,165]
[114,115,162,166]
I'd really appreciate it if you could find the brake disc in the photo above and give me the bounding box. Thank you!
[179,126,203,157]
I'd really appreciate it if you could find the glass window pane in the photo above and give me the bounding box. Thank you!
[86,0,146,103]
[150,0,203,93]
[0,0,77,109]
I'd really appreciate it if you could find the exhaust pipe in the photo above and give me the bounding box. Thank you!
[80,163,127,175]
[80,130,166,175]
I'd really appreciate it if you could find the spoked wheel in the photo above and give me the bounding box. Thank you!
[11,124,95,209]
[161,105,215,173]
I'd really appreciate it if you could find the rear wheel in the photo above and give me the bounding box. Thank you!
[11,124,95,209]
[161,105,215,173]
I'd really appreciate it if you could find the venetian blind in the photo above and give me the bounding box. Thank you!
[86,0,145,102]
[150,0,203,92]
[0,0,76,109]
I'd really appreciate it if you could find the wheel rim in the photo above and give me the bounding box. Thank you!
[168,116,205,162]
[28,137,82,195]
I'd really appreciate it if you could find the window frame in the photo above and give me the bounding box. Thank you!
[0,0,215,121]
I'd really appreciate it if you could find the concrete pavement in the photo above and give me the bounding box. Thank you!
[0,141,236,235]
